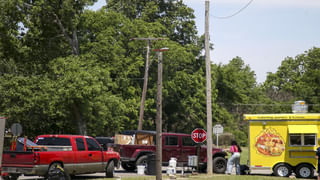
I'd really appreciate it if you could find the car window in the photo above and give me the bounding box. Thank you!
[36,137,71,146]
[182,136,196,146]
[86,138,101,151]
[165,136,178,146]
[76,138,85,151]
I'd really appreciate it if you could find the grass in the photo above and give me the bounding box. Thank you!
[240,146,249,165]
[108,174,294,180]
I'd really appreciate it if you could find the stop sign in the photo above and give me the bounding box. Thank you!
[191,128,207,143]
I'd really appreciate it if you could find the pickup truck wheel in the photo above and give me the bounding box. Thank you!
[212,157,227,174]
[136,155,148,167]
[121,162,136,172]
[47,163,71,180]
[106,160,114,178]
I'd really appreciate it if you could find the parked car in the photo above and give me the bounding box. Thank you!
[1,134,120,179]
[115,130,227,173]
[95,136,114,150]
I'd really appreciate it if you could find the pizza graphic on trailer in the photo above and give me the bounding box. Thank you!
[255,128,285,156]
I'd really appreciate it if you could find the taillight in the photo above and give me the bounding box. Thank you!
[33,153,40,164]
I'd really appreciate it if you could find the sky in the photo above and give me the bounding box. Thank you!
[91,0,320,83]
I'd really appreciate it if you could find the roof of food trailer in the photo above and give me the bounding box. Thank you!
[243,113,320,120]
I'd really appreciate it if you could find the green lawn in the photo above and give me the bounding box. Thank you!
[240,146,249,165]
[113,174,294,180]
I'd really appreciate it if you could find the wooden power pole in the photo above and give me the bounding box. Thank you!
[205,0,213,175]
[154,48,168,180]
[131,37,165,130]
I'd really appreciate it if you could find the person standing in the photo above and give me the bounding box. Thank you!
[316,146,320,180]
[226,140,242,175]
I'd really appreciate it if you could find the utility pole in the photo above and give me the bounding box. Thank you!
[154,48,169,180]
[131,37,165,130]
[205,0,213,175]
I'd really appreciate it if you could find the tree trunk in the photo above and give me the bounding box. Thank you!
[72,103,87,135]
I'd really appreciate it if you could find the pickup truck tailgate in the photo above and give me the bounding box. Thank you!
[2,151,35,166]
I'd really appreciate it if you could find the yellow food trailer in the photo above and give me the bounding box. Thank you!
[244,113,320,178]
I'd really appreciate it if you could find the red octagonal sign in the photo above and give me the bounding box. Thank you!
[191,128,207,143]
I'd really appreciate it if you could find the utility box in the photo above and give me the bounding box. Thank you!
[244,113,320,179]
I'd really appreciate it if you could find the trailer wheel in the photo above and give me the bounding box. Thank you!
[212,157,227,174]
[274,164,291,177]
[106,160,114,178]
[295,164,313,179]
[47,163,71,180]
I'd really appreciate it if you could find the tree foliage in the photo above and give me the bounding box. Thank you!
[105,0,198,45]
[264,47,320,112]
[1,0,319,148]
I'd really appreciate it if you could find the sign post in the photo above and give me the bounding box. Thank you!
[191,128,207,172]
[213,124,224,147]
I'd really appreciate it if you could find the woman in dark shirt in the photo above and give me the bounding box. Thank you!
[316,146,320,180]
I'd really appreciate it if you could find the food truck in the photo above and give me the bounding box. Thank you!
[244,112,320,178]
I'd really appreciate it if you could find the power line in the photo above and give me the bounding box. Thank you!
[211,0,254,19]
[218,103,320,107]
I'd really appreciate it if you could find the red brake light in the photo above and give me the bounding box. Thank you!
[34,153,40,164]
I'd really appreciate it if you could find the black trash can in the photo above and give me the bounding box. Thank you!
[146,154,156,175]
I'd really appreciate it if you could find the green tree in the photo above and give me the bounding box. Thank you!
[213,57,261,144]
[264,47,320,112]
[105,0,198,45]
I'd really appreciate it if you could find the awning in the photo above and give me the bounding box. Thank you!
[288,125,318,134]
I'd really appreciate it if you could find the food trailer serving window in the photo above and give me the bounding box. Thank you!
[288,125,318,146]
[289,134,316,146]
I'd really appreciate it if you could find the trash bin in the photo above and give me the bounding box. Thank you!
[146,154,156,175]
[188,155,198,167]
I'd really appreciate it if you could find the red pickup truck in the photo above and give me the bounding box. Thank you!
[116,130,227,173]
[1,135,120,179]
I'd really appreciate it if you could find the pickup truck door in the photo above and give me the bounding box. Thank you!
[75,137,104,173]
[74,137,89,174]
[162,136,181,163]
[85,137,104,172]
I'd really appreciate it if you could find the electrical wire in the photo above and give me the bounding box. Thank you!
[211,0,254,19]
[217,103,320,107]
